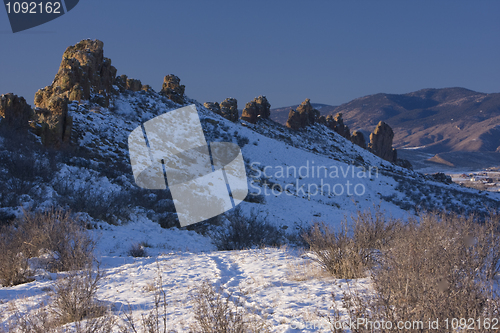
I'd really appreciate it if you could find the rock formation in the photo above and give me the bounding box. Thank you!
[285,98,319,130]
[34,39,117,109]
[220,98,239,122]
[240,96,271,124]
[350,130,366,149]
[160,75,185,104]
[204,102,221,114]
[0,93,33,129]
[369,121,397,162]
[205,99,239,122]
[115,75,147,92]
[325,113,351,140]
[32,39,117,147]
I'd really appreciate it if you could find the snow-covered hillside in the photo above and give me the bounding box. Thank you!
[1,51,500,332]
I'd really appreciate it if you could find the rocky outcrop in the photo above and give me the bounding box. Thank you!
[204,102,221,114]
[326,113,351,140]
[350,130,366,149]
[285,98,319,130]
[369,121,397,162]
[317,115,327,125]
[34,39,117,109]
[33,39,115,147]
[220,98,239,122]
[115,75,147,92]
[0,93,33,129]
[160,75,185,104]
[240,96,271,124]
[205,99,239,122]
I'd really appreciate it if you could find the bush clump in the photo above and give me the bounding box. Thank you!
[0,208,95,286]
[212,207,285,250]
[302,209,400,279]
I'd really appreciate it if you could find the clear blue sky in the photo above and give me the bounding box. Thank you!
[1,0,499,108]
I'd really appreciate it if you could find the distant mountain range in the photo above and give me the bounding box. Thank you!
[272,88,500,170]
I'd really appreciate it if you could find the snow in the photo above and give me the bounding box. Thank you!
[1,244,371,332]
[1,89,499,331]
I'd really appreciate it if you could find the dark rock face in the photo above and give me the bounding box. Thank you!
[220,98,239,122]
[241,96,271,124]
[160,74,185,104]
[369,121,397,162]
[350,130,366,149]
[285,98,319,130]
[34,96,71,147]
[0,93,33,129]
[35,39,117,109]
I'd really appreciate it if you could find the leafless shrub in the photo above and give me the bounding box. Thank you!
[0,231,33,287]
[20,209,94,271]
[190,281,270,333]
[328,211,500,333]
[212,207,285,250]
[6,266,114,333]
[367,212,500,331]
[128,243,149,258]
[302,209,399,279]
[0,209,95,286]
[51,265,107,325]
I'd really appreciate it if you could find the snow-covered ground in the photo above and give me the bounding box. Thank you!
[0,220,371,332]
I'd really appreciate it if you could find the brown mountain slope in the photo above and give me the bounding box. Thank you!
[272,88,500,154]
[331,87,500,154]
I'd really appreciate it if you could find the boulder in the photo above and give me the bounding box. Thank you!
[241,96,271,123]
[34,39,117,109]
[350,130,366,149]
[220,98,239,122]
[369,121,397,162]
[0,93,33,129]
[160,74,185,104]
